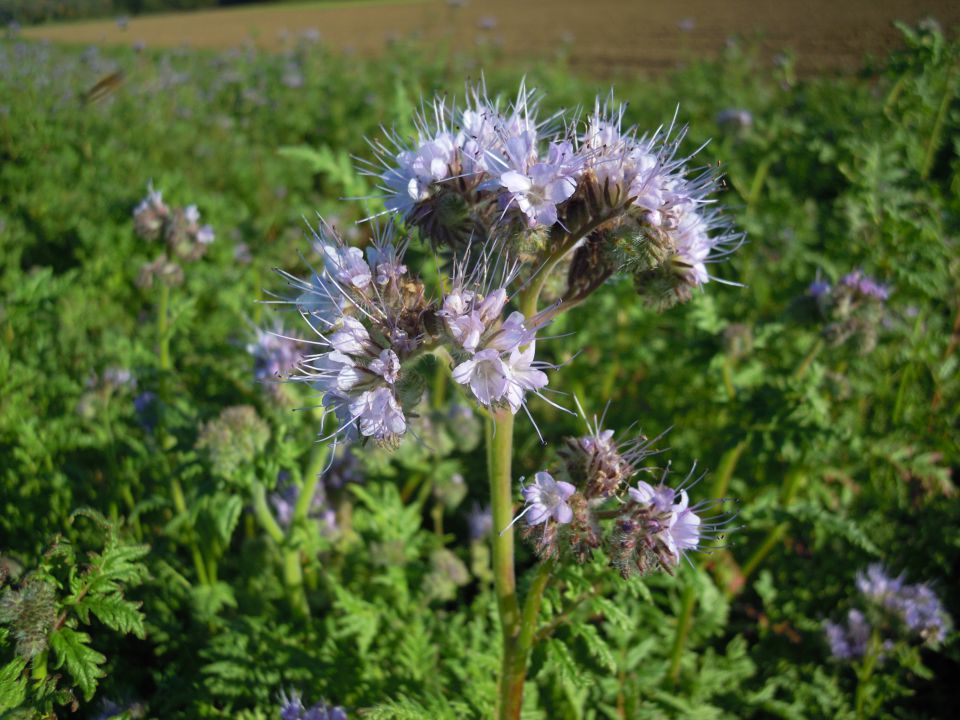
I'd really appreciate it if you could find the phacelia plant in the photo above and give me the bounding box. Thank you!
[268,81,743,719]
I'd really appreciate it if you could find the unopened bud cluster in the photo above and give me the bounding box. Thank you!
[133,183,214,288]
[512,424,729,576]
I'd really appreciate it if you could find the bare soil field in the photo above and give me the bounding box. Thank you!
[22,0,960,74]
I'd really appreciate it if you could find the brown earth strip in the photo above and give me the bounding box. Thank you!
[22,0,960,74]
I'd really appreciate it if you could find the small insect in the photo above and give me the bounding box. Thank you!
[82,71,125,105]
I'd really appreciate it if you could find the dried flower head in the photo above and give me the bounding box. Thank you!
[0,575,57,659]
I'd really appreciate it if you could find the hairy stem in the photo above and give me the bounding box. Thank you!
[487,408,521,718]
[253,480,310,618]
[502,558,556,711]
[294,442,330,524]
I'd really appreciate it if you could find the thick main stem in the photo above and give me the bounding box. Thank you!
[487,408,521,718]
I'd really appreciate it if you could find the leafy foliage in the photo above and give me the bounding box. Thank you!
[0,18,958,720]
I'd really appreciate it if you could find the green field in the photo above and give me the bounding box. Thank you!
[1,10,959,720]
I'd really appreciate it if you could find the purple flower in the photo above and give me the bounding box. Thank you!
[453,348,510,407]
[824,609,871,661]
[856,564,950,643]
[628,480,702,561]
[498,141,580,228]
[807,278,832,298]
[349,387,406,440]
[520,471,576,526]
[840,269,889,301]
[279,690,347,720]
[467,503,493,540]
[248,325,302,383]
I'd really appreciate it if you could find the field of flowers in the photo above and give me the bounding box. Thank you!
[0,16,958,720]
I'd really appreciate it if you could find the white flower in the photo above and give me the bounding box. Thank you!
[629,480,703,561]
[502,344,548,413]
[521,471,576,525]
[349,387,406,440]
[196,225,215,245]
[369,349,400,384]
[628,480,680,513]
[383,133,457,214]
[452,348,509,407]
[485,311,532,353]
[329,316,372,355]
[671,204,711,286]
[666,507,701,560]
[499,141,580,228]
[322,244,372,290]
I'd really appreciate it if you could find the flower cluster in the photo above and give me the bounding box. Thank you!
[279,690,347,720]
[808,268,889,352]
[133,183,214,288]
[368,83,742,310]
[442,278,552,417]
[284,223,558,446]
[510,419,730,573]
[286,223,429,446]
[824,564,950,661]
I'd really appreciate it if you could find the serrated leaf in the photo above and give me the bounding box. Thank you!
[0,657,28,712]
[50,627,106,701]
[191,582,237,618]
[78,593,145,638]
[574,622,617,672]
[214,494,243,544]
[591,595,632,632]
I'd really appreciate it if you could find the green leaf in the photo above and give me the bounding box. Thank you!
[214,494,244,544]
[78,593,145,638]
[49,627,106,701]
[0,657,28,712]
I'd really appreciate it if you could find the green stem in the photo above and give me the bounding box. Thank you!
[855,632,881,720]
[747,156,773,210]
[735,468,805,592]
[252,481,309,618]
[294,442,329,524]
[504,559,555,703]
[487,408,522,719]
[669,441,747,680]
[668,582,697,684]
[521,213,616,319]
[892,311,924,425]
[171,477,209,585]
[722,356,736,401]
[709,441,748,503]
[252,481,285,544]
[793,338,824,380]
[157,281,171,377]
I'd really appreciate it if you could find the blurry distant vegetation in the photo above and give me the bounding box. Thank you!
[0,0,308,26]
